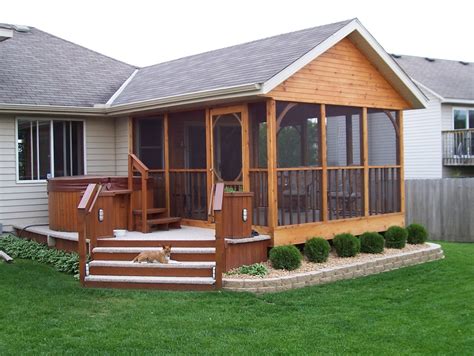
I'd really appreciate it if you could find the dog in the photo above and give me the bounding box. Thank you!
[132,245,171,264]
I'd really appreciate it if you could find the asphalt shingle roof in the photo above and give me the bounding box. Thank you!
[0,26,136,107]
[393,55,474,101]
[112,19,352,106]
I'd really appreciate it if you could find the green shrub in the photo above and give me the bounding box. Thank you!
[359,232,385,254]
[304,237,330,263]
[269,245,302,270]
[333,233,360,257]
[0,235,79,275]
[237,263,268,277]
[407,223,428,244]
[384,226,408,249]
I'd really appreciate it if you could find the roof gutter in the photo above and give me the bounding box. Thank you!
[441,99,474,105]
[105,82,263,115]
[0,83,263,117]
[0,103,107,116]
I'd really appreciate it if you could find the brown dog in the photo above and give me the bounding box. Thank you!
[132,245,171,263]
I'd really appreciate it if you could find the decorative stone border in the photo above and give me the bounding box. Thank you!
[223,243,444,293]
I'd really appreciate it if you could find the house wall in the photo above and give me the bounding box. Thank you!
[440,103,474,177]
[267,37,409,110]
[0,115,122,232]
[403,90,442,179]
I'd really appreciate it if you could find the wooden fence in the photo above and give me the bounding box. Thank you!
[405,178,474,242]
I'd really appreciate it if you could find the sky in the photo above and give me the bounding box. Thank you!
[2,0,474,67]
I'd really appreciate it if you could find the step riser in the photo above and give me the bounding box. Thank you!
[85,281,214,291]
[96,240,215,248]
[92,252,215,262]
[89,266,213,277]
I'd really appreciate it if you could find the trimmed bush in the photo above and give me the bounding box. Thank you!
[359,232,385,254]
[0,234,80,274]
[304,237,330,263]
[407,223,428,244]
[269,245,302,270]
[333,233,360,257]
[384,226,408,249]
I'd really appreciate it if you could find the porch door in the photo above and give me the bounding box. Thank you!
[210,105,249,192]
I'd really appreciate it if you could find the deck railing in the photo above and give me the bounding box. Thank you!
[128,153,150,233]
[250,169,269,226]
[442,129,474,166]
[369,166,401,215]
[327,167,364,220]
[170,169,207,220]
[77,183,102,285]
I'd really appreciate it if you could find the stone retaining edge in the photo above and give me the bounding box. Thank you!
[223,243,444,293]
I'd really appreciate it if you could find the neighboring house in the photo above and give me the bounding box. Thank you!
[0,19,426,245]
[393,55,474,179]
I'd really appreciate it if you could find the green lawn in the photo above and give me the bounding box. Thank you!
[0,242,473,355]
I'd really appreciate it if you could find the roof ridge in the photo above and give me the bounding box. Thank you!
[30,27,139,69]
[141,18,355,71]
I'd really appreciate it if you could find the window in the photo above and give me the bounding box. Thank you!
[453,108,474,130]
[17,119,85,181]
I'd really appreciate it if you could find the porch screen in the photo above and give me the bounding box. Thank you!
[135,117,164,169]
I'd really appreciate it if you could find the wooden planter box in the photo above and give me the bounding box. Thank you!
[221,192,253,239]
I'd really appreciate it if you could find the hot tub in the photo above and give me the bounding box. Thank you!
[47,176,154,235]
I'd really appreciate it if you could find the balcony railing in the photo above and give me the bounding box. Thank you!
[442,129,474,166]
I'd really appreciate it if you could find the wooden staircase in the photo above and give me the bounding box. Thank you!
[128,154,181,233]
[84,237,216,290]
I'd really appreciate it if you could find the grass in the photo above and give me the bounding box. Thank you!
[0,241,473,355]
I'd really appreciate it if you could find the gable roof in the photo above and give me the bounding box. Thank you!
[0,19,427,115]
[393,55,474,103]
[110,18,427,111]
[111,20,352,106]
[0,25,136,107]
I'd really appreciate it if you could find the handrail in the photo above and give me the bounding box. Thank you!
[213,183,225,289]
[77,183,102,286]
[128,153,150,233]
[129,153,149,178]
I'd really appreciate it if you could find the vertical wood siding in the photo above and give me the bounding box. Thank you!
[267,37,409,110]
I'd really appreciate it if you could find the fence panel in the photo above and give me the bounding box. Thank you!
[405,178,474,242]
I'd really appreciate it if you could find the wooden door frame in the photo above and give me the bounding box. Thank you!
[208,104,249,192]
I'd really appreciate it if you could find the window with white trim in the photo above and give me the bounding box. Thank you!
[453,108,474,130]
[17,119,85,181]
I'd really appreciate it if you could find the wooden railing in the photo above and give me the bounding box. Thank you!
[212,183,225,289]
[77,183,102,285]
[442,129,474,166]
[170,169,207,220]
[277,168,323,225]
[250,169,268,226]
[327,167,364,220]
[128,153,150,233]
[369,167,401,215]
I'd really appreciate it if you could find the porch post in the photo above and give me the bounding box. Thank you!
[205,108,213,222]
[164,113,170,216]
[241,104,250,192]
[266,99,278,231]
[362,107,369,216]
[398,110,405,215]
[320,104,328,222]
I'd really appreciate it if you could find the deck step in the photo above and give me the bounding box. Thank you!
[84,275,215,290]
[89,260,215,277]
[132,208,167,215]
[92,246,215,262]
[96,238,215,248]
[147,217,181,226]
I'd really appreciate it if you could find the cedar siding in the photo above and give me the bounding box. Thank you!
[267,38,409,110]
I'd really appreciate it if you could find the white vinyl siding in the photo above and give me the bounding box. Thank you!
[86,118,116,175]
[115,117,129,176]
[403,90,443,179]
